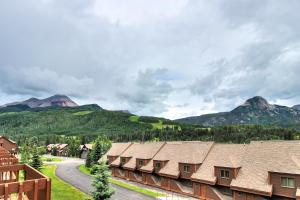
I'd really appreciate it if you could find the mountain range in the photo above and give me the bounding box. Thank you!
[2,95,300,128]
[176,96,300,126]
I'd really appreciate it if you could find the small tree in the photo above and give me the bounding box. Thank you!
[30,147,43,170]
[91,162,114,200]
[85,151,93,168]
[92,136,111,164]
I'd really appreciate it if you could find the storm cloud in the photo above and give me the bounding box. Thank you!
[0,0,300,119]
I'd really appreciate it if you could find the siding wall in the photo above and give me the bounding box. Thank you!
[215,167,235,187]
[0,138,17,153]
[269,172,300,198]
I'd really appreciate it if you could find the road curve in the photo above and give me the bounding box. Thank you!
[54,158,155,200]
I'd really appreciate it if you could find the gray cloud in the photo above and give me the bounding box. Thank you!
[0,0,300,118]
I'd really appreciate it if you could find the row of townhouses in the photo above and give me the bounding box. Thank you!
[104,141,300,200]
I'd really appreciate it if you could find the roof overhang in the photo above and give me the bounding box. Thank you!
[230,185,273,197]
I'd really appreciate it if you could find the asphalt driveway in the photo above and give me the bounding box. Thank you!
[54,158,155,200]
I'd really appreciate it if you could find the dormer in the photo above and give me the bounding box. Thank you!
[214,166,240,186]
[136,158,150,169]
[179,163,201,179]
[268,171,300,198]
[153,160,168,173]
[107,156,118,165]
[120,157,131,167]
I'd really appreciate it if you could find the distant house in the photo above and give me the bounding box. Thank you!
[0,136,18,154]
[47,143,69,157]
[80,144,93,159]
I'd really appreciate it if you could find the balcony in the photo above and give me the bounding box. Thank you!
[0,164,51,200]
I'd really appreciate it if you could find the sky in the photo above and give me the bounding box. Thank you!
[1,0,300,119]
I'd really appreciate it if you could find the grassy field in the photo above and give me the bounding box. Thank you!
[129,115,180,130]
[41,165,91,200]
[41,156,63,162]
[79,164,166,198]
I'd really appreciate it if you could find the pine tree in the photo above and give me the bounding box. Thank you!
[92,136,111,164]
[85,151,93,168]
[30,147,43,170]
[91,162,114,200]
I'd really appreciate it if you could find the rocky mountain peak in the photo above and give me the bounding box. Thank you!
[242,96,270,110]
[293,105,300,111]
[2,95,78,108]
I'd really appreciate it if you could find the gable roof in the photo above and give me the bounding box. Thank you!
[231,140,300,196]
[106,143,133,157]
[141,141,214,178]
[191,143,247,184]
[0,136,16,144]
[117,142,165,170]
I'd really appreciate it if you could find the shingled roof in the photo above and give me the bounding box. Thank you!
[141,141,214,178]
[191,143,247,184]
[102,142,132,164]
[106,142,133,157]
[231,141,300,196]
[119,142,165,170]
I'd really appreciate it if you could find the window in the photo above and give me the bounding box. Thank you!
[221,170,230,178]
[138,160,144,166]
[121,158,126,165]
[281,177,295,188]
[155,162,161,169]
[183,165,191,173]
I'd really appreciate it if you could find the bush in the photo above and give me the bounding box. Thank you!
[90,164,100,175]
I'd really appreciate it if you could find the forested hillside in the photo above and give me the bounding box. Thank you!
[0,105,152,138]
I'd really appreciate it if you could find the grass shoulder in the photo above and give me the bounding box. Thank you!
[79,164,166,198]
[41,156,63,162]
[41,165,91,200]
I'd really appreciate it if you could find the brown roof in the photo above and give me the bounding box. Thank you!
[141,141,214,178]
[191,143,247,184]
[104,142,133,164]
[0,136,16,144]
[231,140,300,196]
[115,142,165,170]
[106,143,133,157]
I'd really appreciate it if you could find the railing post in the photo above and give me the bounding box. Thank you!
[4,183,8,200]
[34,180,38,200]
[46,178,51,200]
[19,182,24,200]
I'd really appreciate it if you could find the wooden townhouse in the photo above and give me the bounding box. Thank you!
[107,141,300,200]
[140,141,214,196]
[110,142,165,181]
[0,136,18,154]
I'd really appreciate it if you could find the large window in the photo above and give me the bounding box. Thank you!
[281,177,295,188]
[183,165,191,173]
[221,169,230,178]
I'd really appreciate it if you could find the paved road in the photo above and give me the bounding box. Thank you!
[55,158,155,200]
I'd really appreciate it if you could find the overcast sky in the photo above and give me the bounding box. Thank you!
[1,0,300,119]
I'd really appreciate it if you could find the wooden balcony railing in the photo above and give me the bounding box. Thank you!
[0,164,51,200]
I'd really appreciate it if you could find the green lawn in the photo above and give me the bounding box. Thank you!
[41,165,91,200]
[41,156,63,162]
[79,164,91,176]
[79,164,166,198]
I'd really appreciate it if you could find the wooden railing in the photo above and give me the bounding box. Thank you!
[0,164,51,200]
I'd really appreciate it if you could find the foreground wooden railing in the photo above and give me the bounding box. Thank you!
[0,164,51,200]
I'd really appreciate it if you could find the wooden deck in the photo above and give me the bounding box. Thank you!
[0,147,51,200]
